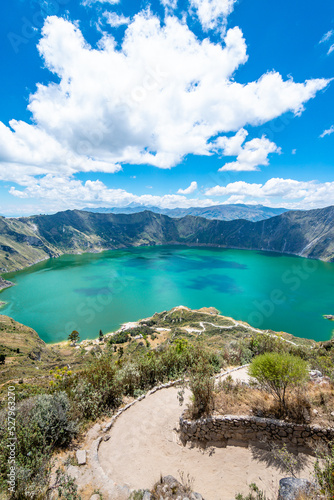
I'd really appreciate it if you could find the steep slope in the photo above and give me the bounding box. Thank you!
[83,203,287,221]
[0,206,333,274]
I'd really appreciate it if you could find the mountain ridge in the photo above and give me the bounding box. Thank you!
[0,206,333,275]
[81,203,287,221]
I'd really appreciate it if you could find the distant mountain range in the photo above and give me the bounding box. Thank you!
[0,206,333,277]
[82,203,287,222]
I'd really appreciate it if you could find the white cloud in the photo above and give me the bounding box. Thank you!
[218,135,281,171]
[319,30,334,44]
[328,44,334,55]
[212,128,248,156]
[0,13,330,191]
[212,128,281,171]
[160,0,178,12]
[82,0,119,6]
[205,178,334,209]
[104,12,130,27]
[177,181,198,194]
[9,175,334,213]
[320,125,334,138]
[189,0,237,31]
[9,176,214,211]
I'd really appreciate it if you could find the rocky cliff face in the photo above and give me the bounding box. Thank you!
[0,206,333,273]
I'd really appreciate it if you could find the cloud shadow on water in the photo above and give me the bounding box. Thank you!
[74,287,111,296]
[186,274,243,294]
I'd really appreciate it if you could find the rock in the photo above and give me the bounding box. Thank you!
[278,477,313,500]
[191,494,203,500]
[142,491,152,500]
[309,370,322,378]
[90,495,101,500]
[312,409,318,416]
[76,449,87,466]
[86,423,101,441]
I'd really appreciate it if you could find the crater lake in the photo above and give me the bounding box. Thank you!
[0,246,333,343]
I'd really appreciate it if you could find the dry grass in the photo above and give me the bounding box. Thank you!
[214,377,334,426]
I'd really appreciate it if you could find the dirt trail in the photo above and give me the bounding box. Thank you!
[98,368,313,500]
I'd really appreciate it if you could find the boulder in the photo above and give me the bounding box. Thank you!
[278,477,313,500]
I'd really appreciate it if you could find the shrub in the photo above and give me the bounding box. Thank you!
[249,352,308,415]
[69,357,122,420]
[0,392,76,499]
[116,362,141,397]
[188,362,215,419]
[109,331,129,344]
[235,483,268,500]
[53,468,81,499]
[314,442,334,497]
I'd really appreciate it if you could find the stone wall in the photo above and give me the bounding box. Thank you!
[179,414,334,454]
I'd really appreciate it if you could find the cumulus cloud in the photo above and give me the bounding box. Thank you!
[212,128,249,156]
[160,0,178,12]
[104,12,130,27]
[177,181,198,194]
[189,0,237,31]
[0,11,330,193]
[218,136,281,171]
[9,175,334,213]
[320,125,334,138]
[205,178,334,209]
[9,176,214,211]
[212,128,281,171]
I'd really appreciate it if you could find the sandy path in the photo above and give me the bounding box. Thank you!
[98,368,313,500]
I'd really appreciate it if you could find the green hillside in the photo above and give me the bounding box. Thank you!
[0,206,333,274]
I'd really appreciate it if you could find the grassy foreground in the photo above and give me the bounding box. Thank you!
[0,306,334,499]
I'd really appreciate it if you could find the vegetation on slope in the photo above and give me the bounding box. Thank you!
[0,316,88,385]
[0,205,333,273]
[1,306,334,498]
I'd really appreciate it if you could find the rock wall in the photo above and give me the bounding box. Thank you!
[179,414,334,454]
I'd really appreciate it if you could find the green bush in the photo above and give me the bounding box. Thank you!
[109,331,130,344]
[249,352,308,414]
[0,392,76,499]
[54,468,82,499]
[314,442,334,496]
[188,362,215,419]
[69,357,122,420]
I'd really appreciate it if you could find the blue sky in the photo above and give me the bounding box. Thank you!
[0,0,333,215]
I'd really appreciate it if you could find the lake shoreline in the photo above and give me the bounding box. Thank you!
[1,246,333,344]
[0,241,330,280]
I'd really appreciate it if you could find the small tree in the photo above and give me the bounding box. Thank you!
[249,352,308,413]
[68,330,80,344]
[99,329,104,341]
[189,362,215,419]
[0,354,5,365]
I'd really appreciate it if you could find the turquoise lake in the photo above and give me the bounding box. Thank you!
[0,246,333,343]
